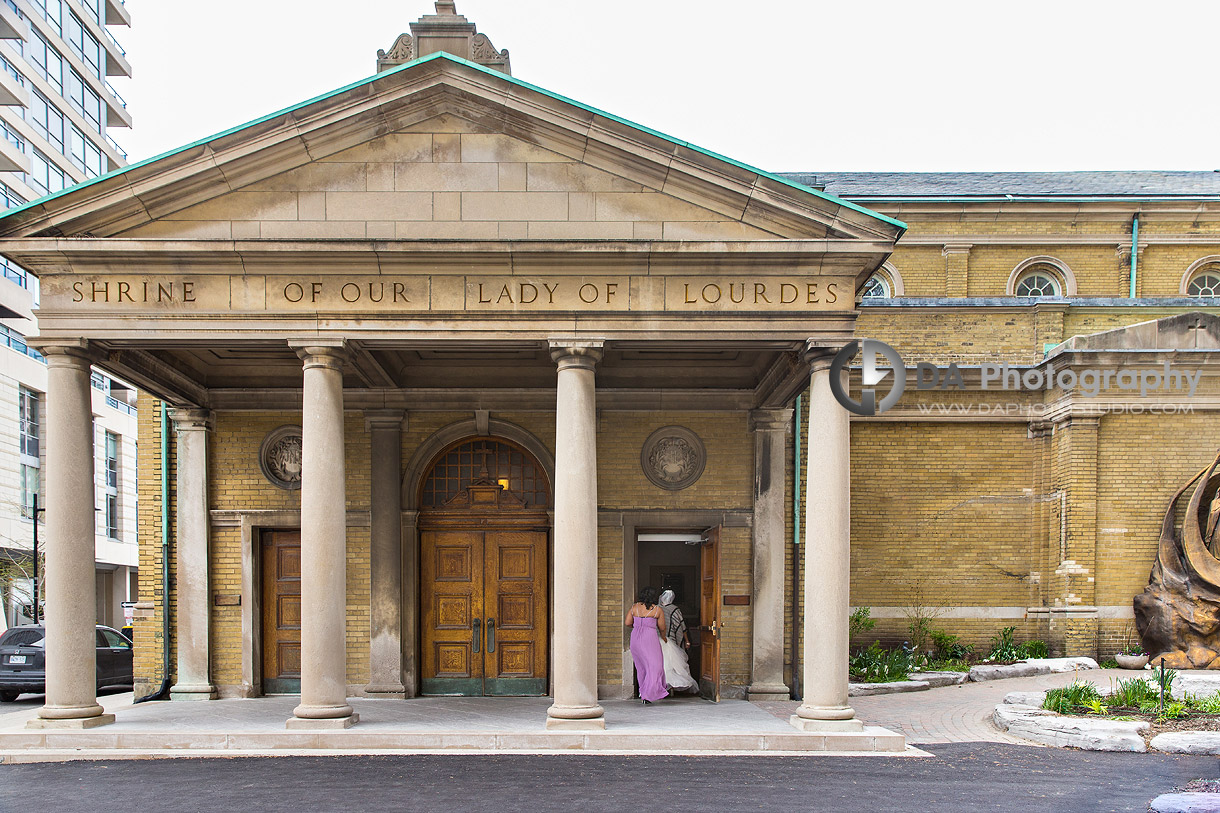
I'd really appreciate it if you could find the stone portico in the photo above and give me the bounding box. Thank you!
[0,52,903,741]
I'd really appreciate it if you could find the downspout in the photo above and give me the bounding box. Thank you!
[790,393,802,701]
[135,401,172,703]
[1129,213,1139,298]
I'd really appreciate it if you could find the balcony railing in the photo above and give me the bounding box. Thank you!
[104,77,125,108]
[104,131,124,159]
[105,394,135,415]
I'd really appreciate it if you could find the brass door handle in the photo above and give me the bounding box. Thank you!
[472,617,481,653]
[486,618,496,653]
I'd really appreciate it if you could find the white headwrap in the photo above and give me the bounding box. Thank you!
[659,589,676,606]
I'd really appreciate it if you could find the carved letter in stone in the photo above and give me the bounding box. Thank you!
[1134,450,1220,669]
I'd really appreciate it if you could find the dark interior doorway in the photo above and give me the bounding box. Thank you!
[635,531,703,683]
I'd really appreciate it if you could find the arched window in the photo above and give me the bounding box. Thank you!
[420,437,551,508]
[1007,257,1074,298]
[861,274,891,299]
[1014,268,1062,298]
[1186,266,1220,297]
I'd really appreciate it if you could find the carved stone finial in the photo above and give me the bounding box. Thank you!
[377,0,511,75]
[435,1,458,14]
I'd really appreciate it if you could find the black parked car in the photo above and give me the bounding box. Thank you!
[0,624,133,702]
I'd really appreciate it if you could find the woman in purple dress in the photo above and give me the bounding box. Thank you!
[625,586,669,704]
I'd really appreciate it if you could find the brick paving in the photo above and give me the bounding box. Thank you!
[759,667,1135,744]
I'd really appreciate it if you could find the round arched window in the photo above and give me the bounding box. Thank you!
[420,438,551,508]
[1187,268,1220,297]
[1014,269,1062,298]
[861,274,891,299]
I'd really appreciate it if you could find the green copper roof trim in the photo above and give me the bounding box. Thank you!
[0,51,904,232]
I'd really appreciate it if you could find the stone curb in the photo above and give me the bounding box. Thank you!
[1149,792,1220,812]
[969,657,1099,682]
[1150,733,1220,755]
[849,680,929,697]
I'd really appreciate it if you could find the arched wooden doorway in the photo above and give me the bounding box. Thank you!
[418,438,551,696]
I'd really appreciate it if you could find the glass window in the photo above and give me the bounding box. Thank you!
[0,183,24,210]
[65,13,101,79]
[29,148,67,196]
[861,274,891,300]
[105,492,118,538]
[19,386,39,459]
[30,0,61,35]
[100,628,130,648]
[1187,269,1220,297]
[67,69,101,133]
[421,438,550,508]
[29,90,65,154]
[68,126,102,177]
[1015,270,1061,298]
[28,29,64,96]
[20,464,39,518]
[105,430,118,488]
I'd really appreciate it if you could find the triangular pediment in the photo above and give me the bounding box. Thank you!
[0,54,902,245]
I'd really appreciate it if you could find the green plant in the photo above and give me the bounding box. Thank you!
[1121,623,1146,656]
[988,626,1023,662]
[849,607,875,644]
[930,630,972,661]
[907,616,935,654]
[1108,676,1157,709]
[1020,640,1049,659]
[1161,701,1188,720]
[1082,698,1109,715]
[925,657,970,673]
[1099,658,1120,669]
[1042,680,1101,713]
[1188,692,1220,714]
[849,641,912,683]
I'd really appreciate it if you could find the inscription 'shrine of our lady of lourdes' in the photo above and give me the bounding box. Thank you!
[50,274,849,314]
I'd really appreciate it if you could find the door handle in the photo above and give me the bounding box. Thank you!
[486,618,496,653]
[472,617,481,653]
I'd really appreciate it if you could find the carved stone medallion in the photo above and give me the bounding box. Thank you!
[260,426,303,490]
[641,426,706,491]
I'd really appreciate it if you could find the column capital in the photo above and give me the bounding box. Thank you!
[364,409,406,433]
[802,340,843,371]
[548,338,604,369]
[34,339,93,368]
[167,408,213,432]
[289,339,349,371]
[749,408,792,434]
[941,242,973,256]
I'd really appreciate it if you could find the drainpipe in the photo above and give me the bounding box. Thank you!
[1129,213,1139,298]
[135,401,172,703]
[790,393,802,701]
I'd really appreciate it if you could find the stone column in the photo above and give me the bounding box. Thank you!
[791,348,862,732]
[169,408,217,700]
[545,339,605,730]
[748,409,792,701]
[31,343,112,729]
[365,410,406,697]
[287,341,357,729]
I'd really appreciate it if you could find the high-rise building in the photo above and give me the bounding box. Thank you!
[0,0,136,631]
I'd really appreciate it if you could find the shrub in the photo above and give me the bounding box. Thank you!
[1162,701,1189,720]
[908,617,935,654]
[850,641,912,683]
[988,627,1023,662]
[1020,640,1049,659]
[930,630,972,661]
[849,607,875,644]
[1043,680,1101,713]
[1188,692,1220,714]
[1109,677,1157,709]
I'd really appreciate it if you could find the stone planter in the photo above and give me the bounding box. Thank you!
[1115,653,1149,669]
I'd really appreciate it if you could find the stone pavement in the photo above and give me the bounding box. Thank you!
[760,667,1136,744]
[0,667,1161,760]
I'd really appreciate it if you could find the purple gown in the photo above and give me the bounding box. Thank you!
[630,614,669,702]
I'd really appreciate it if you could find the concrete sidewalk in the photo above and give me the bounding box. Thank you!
[0,691,909,761]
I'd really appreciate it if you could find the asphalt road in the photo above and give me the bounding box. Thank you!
[0,743,1215,813]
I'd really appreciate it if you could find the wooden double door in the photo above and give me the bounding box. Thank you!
[421,523,549,696]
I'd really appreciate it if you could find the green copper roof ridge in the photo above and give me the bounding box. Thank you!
[0,51,905,233]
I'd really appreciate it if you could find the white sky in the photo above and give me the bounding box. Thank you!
[113,0,1220,173]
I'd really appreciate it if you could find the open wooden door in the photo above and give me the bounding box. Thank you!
[698,525,721,701]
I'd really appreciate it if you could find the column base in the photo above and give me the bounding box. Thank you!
[364,681,406,698]
[546,703,606,730]
[171,683,218,701]
[287,713,360,730]
[789,715,864,733]
[545,716,606,731]
[747,683,792,702]
[28,714,115,730]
